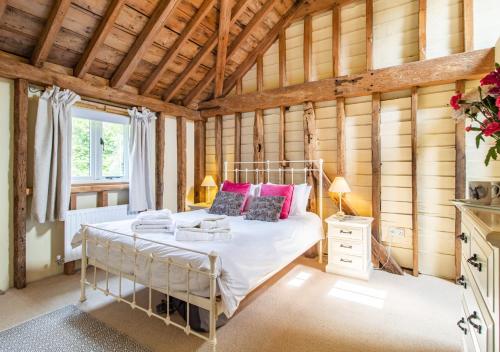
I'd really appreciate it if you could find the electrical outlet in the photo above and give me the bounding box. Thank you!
[388,226,405,238]
[55,255,64,265]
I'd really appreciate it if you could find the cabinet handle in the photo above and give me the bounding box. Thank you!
[457,317,467,335]
[340,258,352,263]
[340,230,352,235]
[467,311,482,334]
[456,275,467,289]
[340,244,353,249]
[458,232,468,243]
[467,254,482,272]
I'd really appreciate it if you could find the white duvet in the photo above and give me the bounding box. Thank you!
[72,210,323,317]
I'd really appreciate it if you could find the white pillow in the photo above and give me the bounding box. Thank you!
[290,183,312,216]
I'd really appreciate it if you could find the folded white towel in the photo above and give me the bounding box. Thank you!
[131,219,175,233]
[176,219,202,228]
[137,209,173,221]
[135,227,175,234]
[200,218,230,231]
[175,229,232,241]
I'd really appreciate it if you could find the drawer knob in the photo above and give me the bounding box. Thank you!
[340,258,352,263]
[340,244,353,249]
[467,254,482,272]
[458,232,468,243]
[340,230,352,235]
[456,275,467,289]
[457,317,467,335]
[467,311,482,334]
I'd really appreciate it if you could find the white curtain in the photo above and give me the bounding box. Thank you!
[32,86,80,223]
[128,107,156,212]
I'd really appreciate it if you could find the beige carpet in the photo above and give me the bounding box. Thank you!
[0,258,462,352]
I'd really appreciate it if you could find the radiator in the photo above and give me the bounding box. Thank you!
[64,205,134,263]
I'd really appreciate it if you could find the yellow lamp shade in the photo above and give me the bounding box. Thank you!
[329,176,351,193]
[201,175,217,188]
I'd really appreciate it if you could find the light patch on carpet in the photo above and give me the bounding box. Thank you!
[328,280,387,309]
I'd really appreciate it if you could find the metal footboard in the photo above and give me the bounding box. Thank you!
[79,225,219,351]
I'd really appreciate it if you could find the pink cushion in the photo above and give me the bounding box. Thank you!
[260,184,294,219]
[221,181,251,212]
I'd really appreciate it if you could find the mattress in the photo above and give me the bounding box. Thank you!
[71,209,323,317]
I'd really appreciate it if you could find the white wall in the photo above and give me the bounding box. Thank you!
[0,78,13,291]
[164,116,177,211]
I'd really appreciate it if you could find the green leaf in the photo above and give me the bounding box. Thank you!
[476,133,484,148]
[496,62,500,69]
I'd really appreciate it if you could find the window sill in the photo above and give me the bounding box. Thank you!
[26,182,129,196]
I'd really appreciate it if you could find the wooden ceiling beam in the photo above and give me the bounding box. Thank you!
[292,0,355,21]
[199,48,494,116]
[110,0,181,89]
[215,0,232,98]
[75,0,126,78]
[0,55,200,120]
[220,0,308,98]
[31,0,72,67]
[183,0,275,105]
[161,0,251,102]
[141,0,216,95]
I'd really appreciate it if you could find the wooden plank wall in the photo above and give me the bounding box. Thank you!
[222,114,235,181]
[426,0,464,58]
[263,107,280,182]
[379,92,414,269]
[263,42,279,90]
[340,0,366,75]
[285,105,305,176]
[285,20,304,85]
[473,0,500,50]
[242,64,257,94]
[311,11,333,80]
[417,84,457,279]
[240,111,255,182]
[372,0,418,69]
[205,117,217,186]
[344,96,372,216]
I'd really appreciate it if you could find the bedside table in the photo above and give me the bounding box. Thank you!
[325,215,374,280]
[188,202,211,211]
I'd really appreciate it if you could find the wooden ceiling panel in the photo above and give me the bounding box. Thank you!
[1,6,44,38]
[46,43,80,68]
[0,28,35,57]
[6,0,52,19]
[71,0,111,16]
[61,5,100,38]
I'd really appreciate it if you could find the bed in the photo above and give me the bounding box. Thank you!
[74,160,324,351]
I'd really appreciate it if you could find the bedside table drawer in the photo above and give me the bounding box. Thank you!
[329,226,363,241]
[330,254,364,271]
[330,239,363,256]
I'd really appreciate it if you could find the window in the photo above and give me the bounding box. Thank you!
[71,107,129,183]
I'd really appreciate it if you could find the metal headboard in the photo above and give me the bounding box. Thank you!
[223,159,324,221]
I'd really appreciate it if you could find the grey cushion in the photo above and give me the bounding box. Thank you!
[245,196,286,222]
[208,191,245,216]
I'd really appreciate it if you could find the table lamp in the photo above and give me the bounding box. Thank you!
[329,176,351,217]
[201,175,217,204]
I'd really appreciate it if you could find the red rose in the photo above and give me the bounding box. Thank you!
[481,67,500,87]
[450,93,462,110]
[496,96,500,108]
[465,126,472,132]
[482,122,500,137]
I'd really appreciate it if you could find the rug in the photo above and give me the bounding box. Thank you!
[0,305,151,352]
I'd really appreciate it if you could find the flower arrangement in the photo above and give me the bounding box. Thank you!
[450,64,500,166]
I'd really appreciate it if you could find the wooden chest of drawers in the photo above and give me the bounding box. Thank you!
[325,215,373,280]
[455,204,500,352]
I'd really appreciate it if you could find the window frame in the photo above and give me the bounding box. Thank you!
[71,107,130,184]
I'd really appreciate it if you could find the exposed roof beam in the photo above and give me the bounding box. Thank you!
[110,0,181,89]
[292,0,355,21]
[183,0,275,105]
[31,0,72,67]
[0,54,200,120]
[75,0,126,78]
[140,0,216,95]
[161,0,251,102]
[214,0,233,98]
[199,48,494,116]
[220,0,307,97]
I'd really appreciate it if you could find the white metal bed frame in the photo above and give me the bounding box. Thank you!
[79,159,324,352]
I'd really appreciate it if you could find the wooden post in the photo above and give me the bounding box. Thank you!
[304,102,317,212]
[194,120,206,203]
[366,0,373,70]
[155,114,165,209]
[279,106,286,165]
[254,55,265,178]
[455,80,466,280]
[418,0,426,61]
[411,87,419,276]
[304,15,312,83]
[97,191,109,207]
[371,93,381,267]
[13,78,28,289]
[463,0,473,52]
[234,78,242,181]
[177,116,186,212]
[215,115,223,184]
[332,3,340,77]
[215,0,231,97]
[336,97,346,176]
[279,28,287,88]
